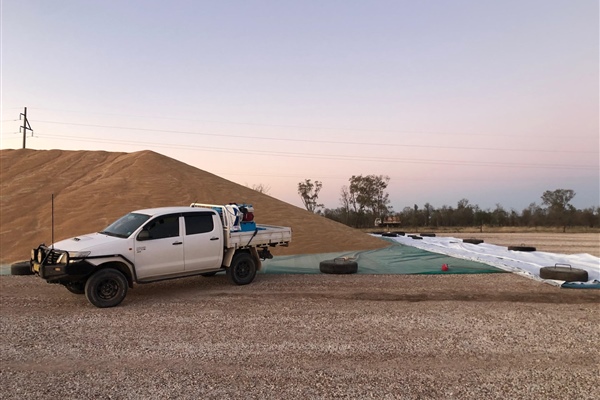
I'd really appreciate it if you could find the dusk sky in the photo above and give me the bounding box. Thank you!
[1,0,598,212]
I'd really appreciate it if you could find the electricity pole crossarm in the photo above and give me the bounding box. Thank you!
[20,107,34,149]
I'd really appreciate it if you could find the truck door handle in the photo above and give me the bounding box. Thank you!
[172,241,183,245]
[210,237,219,241]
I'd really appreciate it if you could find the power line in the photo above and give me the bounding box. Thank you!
[27,106,590,139]
[33,120,596,155]
[35,132,598,171]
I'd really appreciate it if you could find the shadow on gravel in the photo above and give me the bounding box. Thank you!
[339,291,600,304]
[200,291,600,304]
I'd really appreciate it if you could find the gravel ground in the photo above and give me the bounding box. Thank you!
[1,273,599,399]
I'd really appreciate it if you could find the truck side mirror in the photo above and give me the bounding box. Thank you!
[137,230,150,241]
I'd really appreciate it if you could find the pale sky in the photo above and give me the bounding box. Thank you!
[1,0,598,212]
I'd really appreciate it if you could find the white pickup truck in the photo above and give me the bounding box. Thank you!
[30,203,291,308]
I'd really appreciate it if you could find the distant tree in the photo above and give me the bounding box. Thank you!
[541,189,576,232]
[491,203,508,226]
[348,175,390,215]
[322,185,598,229]
[413,204,424,227]
[322,207,344,224]
[508,209,520,226]
[521,202,544,227]
[578,206,599,228]
[473,206,491,231]
[428,205,453,227]
[297,179,323,213]
[423,202,434,226]
[332,176,392,228]
[249,183,271,194]
[398,206,411,225]
[339,186,351,224]
[455,198,474,226]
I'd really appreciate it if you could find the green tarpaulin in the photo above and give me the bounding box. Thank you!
[262,242,504,275]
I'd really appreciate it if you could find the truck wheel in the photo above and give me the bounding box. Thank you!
[227,253,256,285]
[85,269,128,308]
[64,282,86,294]
[11,261,33,276]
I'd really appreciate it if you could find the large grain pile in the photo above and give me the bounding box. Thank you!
[0,149,388,263]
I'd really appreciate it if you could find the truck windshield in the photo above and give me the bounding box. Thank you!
[99,213,151,238]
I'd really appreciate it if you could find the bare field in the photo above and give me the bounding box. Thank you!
[438,232,600,257]
[1,273,599,399]
[367,229,600,257]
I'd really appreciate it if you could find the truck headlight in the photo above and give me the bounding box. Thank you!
[68,251,90,259]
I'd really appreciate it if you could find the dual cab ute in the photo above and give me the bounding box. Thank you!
[31,203,291,308]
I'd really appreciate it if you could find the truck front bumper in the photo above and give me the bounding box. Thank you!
[31,246,95,283]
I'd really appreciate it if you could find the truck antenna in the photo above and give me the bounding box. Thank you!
[51,193,55,249]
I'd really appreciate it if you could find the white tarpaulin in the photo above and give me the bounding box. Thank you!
[378,234,600,287]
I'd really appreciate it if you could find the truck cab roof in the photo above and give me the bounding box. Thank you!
[132,206,213,217]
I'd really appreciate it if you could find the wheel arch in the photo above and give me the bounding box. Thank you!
[96,261,134,288]
[224,248,262,271]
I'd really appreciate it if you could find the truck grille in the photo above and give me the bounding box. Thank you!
[39,247,62,265]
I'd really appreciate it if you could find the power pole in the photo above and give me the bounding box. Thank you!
[20,107,33,149]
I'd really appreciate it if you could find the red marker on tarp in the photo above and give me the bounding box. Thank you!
[441,263,449,271]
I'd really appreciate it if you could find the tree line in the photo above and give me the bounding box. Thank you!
[297,177,600,231]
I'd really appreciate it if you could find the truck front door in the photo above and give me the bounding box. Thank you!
[134,214,185,279]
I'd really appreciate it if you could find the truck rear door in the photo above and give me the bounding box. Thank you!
[182,212,223,271]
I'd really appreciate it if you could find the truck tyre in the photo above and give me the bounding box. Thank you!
[319,258,358,274]
[85,269,128,308]
[540,266,588,282]
[227,253,256,285]
[64,282,85,294]
[11,261,33,276]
